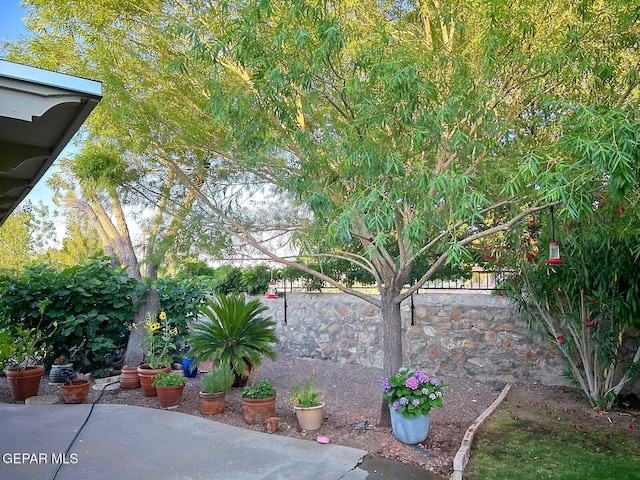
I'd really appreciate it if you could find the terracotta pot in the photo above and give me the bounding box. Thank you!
[242,395,276,424]
[294,403,325,431]
[156,385,184,409]
[266,416,280,434]
[61,380,91,404]
[5,365,45,401]
[137,366,171,397]
[119,366,141,390]
[199,391,226,415]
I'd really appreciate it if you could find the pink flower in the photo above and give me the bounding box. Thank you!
[405,376,419,390]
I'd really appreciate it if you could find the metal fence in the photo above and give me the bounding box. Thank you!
[280,269,512,293]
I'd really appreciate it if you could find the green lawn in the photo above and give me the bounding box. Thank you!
[465,407,640,480]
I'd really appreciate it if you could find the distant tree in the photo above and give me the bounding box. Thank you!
[43,212,104,267]
[0,209,34,273]
[0,202,56,273]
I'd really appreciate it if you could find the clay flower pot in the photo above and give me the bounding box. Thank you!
[199,391,226,415]
[5,365,45,401]
[242,395,276,424]
[266,416,280,433]
[156,385,185,409]
[137,366,171,397]
[61,380,91,404]
[119,366,141,390]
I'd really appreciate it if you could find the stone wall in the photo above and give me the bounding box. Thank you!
[262,291,567,386]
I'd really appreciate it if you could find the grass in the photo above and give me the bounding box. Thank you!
[465,406,640,480]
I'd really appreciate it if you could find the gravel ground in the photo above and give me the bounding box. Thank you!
[1,354,504,478]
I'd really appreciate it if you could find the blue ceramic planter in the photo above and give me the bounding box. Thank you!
[389,408,430,444]
[181,357,198,378]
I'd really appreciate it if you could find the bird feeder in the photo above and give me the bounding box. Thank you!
[547,241,563,265]
[546,206,563,265]
[266,280,278,299]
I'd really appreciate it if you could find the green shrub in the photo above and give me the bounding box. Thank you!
[201,364,234,393]
[156,276,209,352]
[0,257,142,372]
[502,232,640,409]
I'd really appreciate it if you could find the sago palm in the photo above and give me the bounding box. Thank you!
[187,293,278,385]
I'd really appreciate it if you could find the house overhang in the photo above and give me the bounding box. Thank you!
[0,60,102,226]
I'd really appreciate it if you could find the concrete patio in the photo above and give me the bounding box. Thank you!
[0,404,443,479]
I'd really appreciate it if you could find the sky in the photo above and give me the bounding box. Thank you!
[1,1,67,211]
[0,1,28,43]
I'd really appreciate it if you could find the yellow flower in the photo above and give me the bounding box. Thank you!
[172,327,178,335]
[131,323,138,330]
[159,311,167,320]
[150,322,161,331]
[145,320,152,327]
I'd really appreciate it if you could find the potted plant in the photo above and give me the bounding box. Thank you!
[1,323,48,401]
[186,293,278,387]
[199,363,234,415]
[136,311,178,397]
[241,379,276,424]
[382,366,447,444]
[60,368,91,404]
[290,377,325,431]
[152,371,186,409]
[49,355,73,383]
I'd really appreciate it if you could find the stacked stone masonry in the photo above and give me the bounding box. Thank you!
[262,291,567,386]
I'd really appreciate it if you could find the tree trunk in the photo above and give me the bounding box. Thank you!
[124,287,160,367]
[378,288,403,427]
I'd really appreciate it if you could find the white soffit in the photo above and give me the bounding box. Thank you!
[0,60,102,225]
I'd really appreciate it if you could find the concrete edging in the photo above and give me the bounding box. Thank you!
[450,383,512,480]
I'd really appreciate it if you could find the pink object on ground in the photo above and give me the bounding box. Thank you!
[316,436,330,444]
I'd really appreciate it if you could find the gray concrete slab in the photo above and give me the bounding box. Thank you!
[0,404,367,480]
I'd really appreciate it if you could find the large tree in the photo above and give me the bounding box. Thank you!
[165,0,639,423]
[7,0,639,424]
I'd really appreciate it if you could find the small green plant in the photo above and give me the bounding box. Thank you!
[290,377,323,408]
[242,379,276,399]
[0,323,48,371]
[152,371,187,387]
[201,364,234,394]
[139,312,179,369]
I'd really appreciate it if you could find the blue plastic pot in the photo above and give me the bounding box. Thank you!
[389,407,430,444]
[181,357,198,378]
